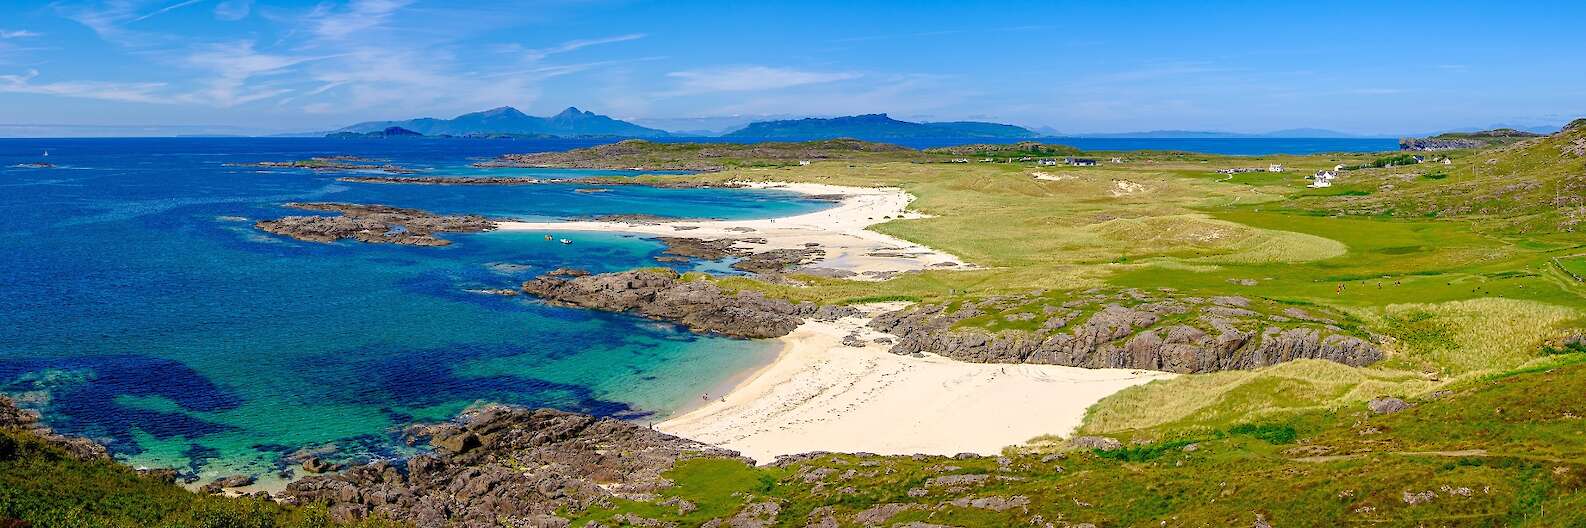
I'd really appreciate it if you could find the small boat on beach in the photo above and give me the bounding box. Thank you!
[544,234,553,241]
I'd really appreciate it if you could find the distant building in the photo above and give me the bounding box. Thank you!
[1442,158,1453,165]
[798,160,811,166]
[1037,159,1058,166]
[950,158,970,163]
[1069,158,1099,167]
[1268,164,1284,172]
[1309,170,1337,188]
[1412,155,1425,163]
[1110,157,1124,163]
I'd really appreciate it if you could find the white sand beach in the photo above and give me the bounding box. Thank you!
[657,304,1175,463]
[496,182,970,279]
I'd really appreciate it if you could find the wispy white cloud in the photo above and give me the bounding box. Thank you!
[516,33,646,62]
[213,0,251,21]
[664,66,860,95]
[307,0,413,40]
[179,40,314,106]
[0,69,169,103]
[131,0,207,23]
[0,30,43,39]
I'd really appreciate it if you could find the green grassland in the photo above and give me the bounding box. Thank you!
[568,356,1586,527]
[617,129,1586,440]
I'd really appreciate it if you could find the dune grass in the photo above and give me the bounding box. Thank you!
[634,144,1586,446]
[559,358,1586,527]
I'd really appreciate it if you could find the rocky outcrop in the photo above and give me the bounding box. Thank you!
[255,202,496,246]
[233,157,418,174]
[521,269,856,338]
[0,396,108,461]
[338,176,543,185]
[869,290,1380,373]
[654,237,824,274]
[282,405,742,527]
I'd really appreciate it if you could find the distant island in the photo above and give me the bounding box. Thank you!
[331,106,670,138]
[723,113,1039,140]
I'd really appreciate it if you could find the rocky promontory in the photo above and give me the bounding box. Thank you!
[282,405,739,527]
[521,268,856,338]
[231,157,418,174]
[255,202,496,246]
[0,395,109,461]
[870,290,1381,373]
[337,175,544,185]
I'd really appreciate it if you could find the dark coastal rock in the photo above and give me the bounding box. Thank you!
[282,405,744,527]
[255,202,496,246]
[233,157,418,174]
[521,269,857,338]
[302,456,344,474]
[869,290,1381,373]
[0,396,109,461]
[653,237,824,274]
[339,176,542,185]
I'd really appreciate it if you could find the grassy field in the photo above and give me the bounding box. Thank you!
[613,131,1586,441]
[567,356,1586,527]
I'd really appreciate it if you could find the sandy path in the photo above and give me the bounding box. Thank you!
[495,182,971,280]
[657,304,1175,463]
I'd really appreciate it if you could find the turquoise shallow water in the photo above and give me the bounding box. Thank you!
[0,138,828,480]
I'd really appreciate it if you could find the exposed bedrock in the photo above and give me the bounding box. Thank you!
[282,405,741,527]
[0,395,109,461]
[521,268,857,338]
[869,290,1381,373]
[255,202,496,246]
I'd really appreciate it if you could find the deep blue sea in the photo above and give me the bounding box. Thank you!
[0,137,833,481]
[0,135,1395,482]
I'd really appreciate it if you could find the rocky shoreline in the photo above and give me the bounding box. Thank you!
[255,202,497,246]
[337,175,544,185]
[281,405,742,526]
[521,268,856,338]
[231,157,419,174]
[869,289,1381,373]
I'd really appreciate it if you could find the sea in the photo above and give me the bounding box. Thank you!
[0,135,1396,481]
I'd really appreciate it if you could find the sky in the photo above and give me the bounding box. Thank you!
[0,0,1583,136]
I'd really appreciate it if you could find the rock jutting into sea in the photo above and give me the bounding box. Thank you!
[231,157,419,174]
[255,202,496,246]
[520,268,857,338]
[653,236,825,274]
[1,395,109,462]
[868,289,1382,373]
[337,175,545,185]
[281,405,743,526]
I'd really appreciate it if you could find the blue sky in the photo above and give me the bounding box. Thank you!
[0,0,1582,135]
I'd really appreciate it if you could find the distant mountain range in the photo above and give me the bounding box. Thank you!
[332,107,670,138]
[320,106,1567,141]
[723,114,1038,140]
